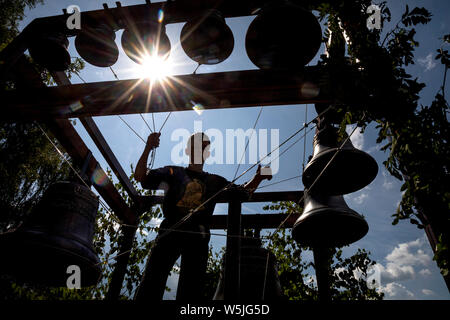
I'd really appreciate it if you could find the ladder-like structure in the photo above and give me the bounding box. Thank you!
[0,0,332,299]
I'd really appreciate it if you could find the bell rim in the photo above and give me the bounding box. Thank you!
[0,230,101,287]
[292,207,369,247]
[28,41,71,71]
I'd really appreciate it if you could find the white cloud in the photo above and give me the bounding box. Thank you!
[382,170,396,190]
[385,238,431,267]
[378,262,415,282]
[353,193,368,205]
[374,237,434,297]
[346,125,364,150]
[422,289,434,296]
[367,144,381,154]
[419,269,432,277]
[383,180,395,190]
[381,282,415,299]
[418,53,437,71]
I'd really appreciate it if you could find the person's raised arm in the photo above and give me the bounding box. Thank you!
[135,132,160,183]
[242,165,272,194]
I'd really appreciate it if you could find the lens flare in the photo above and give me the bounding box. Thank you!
[158,9,164,23]
[91,168,108,187]
[191,101,205,115]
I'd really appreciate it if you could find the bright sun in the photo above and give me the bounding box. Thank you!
[136,54,173,80]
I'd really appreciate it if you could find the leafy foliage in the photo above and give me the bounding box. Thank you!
[0,122,71,230]
[203,201,383,301]
[315,0,449,285]
[0,0,43,48]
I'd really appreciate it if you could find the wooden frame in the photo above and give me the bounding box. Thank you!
[0,1,315,300]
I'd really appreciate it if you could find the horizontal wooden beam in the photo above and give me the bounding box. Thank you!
[30,1,311,37]
[210,212,301,230]
[2,68,329,120]
[141,191,303,229]
[144,190,303,206]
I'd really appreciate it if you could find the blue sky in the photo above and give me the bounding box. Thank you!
[19,0,450,299]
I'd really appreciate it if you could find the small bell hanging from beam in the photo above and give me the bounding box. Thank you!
[27,24,71,71]
[0,181,101,287]
[245,1,322,69]
[180,9,234,65]
[75,17,119,68]
[121,21,171,64]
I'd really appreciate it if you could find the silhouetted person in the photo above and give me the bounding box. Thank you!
[134,132,271,301]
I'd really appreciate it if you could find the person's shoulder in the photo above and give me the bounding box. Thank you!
[163,165,184,175]
[205,171,230,184]
[163,165,184,170]
[150,165,183,175]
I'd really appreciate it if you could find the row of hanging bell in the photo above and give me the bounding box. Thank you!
[213,231,283,300]
[292,119,378,247]
[27,1,322,71]
[0,180,101,287]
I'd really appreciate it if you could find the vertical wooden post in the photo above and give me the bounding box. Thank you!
[313,247,332,301]
[106,225,137,300]
[224,190,242,300]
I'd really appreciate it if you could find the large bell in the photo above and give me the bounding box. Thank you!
[28,30,71,71]
[75,18,119,68]
[292,190,369,247]
[121,21,171,64]
[213,232,283,300]
[302,125,378,195]
[0,181,101,287]
[245,1,322,69]
[180,9,234,65]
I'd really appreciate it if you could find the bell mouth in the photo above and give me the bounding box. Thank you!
[0,229,101,287]
[292,207,369,247]
[302,147,378,195]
